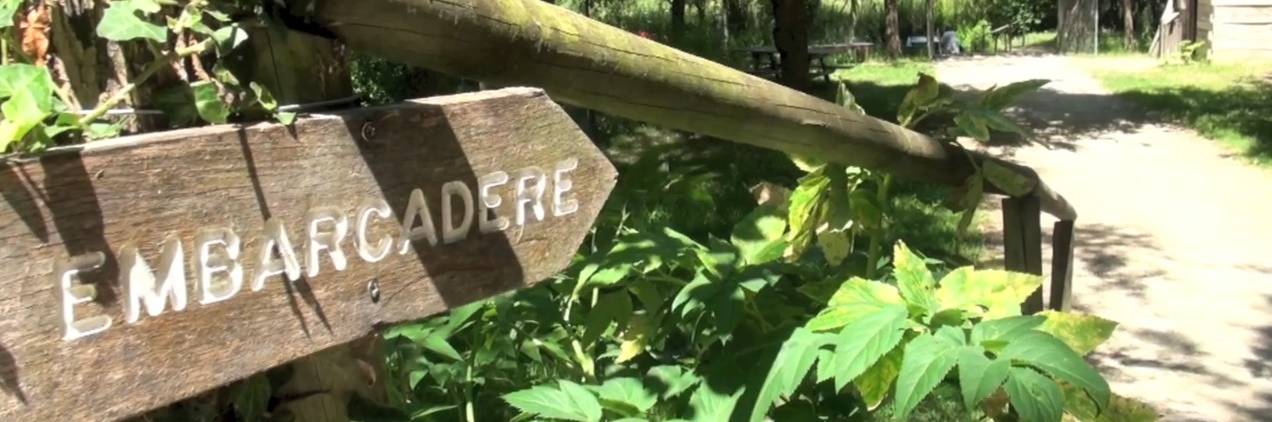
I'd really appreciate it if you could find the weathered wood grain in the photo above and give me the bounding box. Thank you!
[0,87,616,421]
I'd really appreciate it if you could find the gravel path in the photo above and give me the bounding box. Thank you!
[937,55,1272,421]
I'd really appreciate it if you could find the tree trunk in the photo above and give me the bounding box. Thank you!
[771,0,810,89]
[885,0,902,58]
[1122,0,1135,49]
[671,0,686,38]
[847,0,858,41]
[925,0,934,59]
[724,0,747,33]
[278,0,1075,219]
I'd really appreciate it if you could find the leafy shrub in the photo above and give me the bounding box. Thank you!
[957,20,993,54]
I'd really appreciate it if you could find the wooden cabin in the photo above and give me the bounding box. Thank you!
[1156,0,1272,60]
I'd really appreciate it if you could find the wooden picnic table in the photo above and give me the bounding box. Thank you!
[739,42,874,82]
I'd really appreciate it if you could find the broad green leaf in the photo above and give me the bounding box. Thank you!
[789,154,825,172]
[595,377,657,415]
[955,114,990,141]
[853,346,903,409]
[936,268,1042,319]
[231,375,271,422]
[688,383,742,422]
[1005,367,1064,422]
[1000,332,1110,412]
[617,314,652,363]
[892,332,961,420]
[982,161,1034,197]
[0,64,57,143]
[276,111,297,125]
[191,80,229,124]
[646,365,700,399]
[817,228,852,266]
[0,0,20,29]
[786,172,830,239]
[749,328,834,422]
[505,380,603,422]
[957,346,1009,411]
[982,79,1048,110]
[97,0,168,43]
[731,205,787,266]
[970,315,1046,346]
[893,241,939,316]
[821,305,907,391]
[806,277,903,332]
[251,82,278,112]
[898,73,940,126]
[1036,311,1118,356]
[213,25,250,50]
[1059,382,1158,422]
[582,290,632,346]
[0,90,50,146]
[420,335,462,361]
[981,112,1029,136]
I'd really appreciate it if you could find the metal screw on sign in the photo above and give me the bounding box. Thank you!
[367,279,381,303]
[360,122,377,144]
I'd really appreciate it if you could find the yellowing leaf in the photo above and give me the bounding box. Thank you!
[616,314,651,363]
[936,267,1042,319]
[853,346,902,409]
[805,277,903,332]
[1037,311,1118,356]
[893,241,939,315]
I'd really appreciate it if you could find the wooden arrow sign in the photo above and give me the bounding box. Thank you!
[0,88,617,421]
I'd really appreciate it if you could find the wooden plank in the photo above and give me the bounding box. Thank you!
[0,87,617,421]
[1002,195,1045,314]
[1049,220,1076,311]
[1213,5,1272,23]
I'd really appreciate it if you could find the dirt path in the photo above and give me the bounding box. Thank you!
[938,56,1272,421]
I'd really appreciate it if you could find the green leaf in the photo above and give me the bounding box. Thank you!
[822,306,907,391]
[1059,382,1158,422]
[892,332,961,420]
[0,90,51,146]
[1004,367,1064,422]
[504,380,603,422]
[1036,311,1118,356]
[230,375,271,422]
[213,25,250,50]
[893,241,939,316]
[1000,332,1110,412]
[957,346,1009,411]
[805,277,903,332]
[936,268,1042,319]
[688,383,742,422]
[853,345,903,410]
[276,111,297,125]
[982,79,1048,110]
[970,315,1046,346]
[982,161,1033,197]
[731,204,787,266]
[191,80,229,124]
[0,0,20,29]
[646,365,700,399]
[420,335,462,361]
[595,377,657,415]
[581,290,631,346]
[749,328,834,422]
[955,114,990,141]
[617,314,652,363]
[250,82,278,112]
[898,73,940,126]
[0,64,58,146]
[97,0,168,43]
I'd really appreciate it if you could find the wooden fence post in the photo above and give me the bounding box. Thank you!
[1049,220,1076,311]
[1002,194,1045,314]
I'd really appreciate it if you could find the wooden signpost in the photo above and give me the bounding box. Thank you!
[0,88,617,421]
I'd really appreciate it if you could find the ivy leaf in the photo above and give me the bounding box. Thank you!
[0,90,50,147]
[823,305,907,392]
[276,111,297,125]
[213,25,250,50]
[0,0,19,29]
[982,161,1033,197]
[749,328,834,422]
[957,346,1009,411]
[594,377,657,416]
[805,277,903,332]
[504,380,603,422]
[1000,331,1111,412]
[853,345,903,409]
[892,241,939,317]
[731,204,787,266]
[191,80,229,124]
[251,82,279,112]
[1036,311,1118,356]
[892,332,961,421]
[97,0,168,43]
[1004,367,1064,422]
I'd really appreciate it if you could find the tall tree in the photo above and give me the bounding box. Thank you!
[885,0,901,57]
[672,0,686,38]
[925,0,934,59]
[1122,0,1135,49]
[771,0,810,89]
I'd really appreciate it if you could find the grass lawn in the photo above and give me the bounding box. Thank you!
[1084,58,1272,167]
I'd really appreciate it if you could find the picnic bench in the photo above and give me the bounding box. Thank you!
[740,42,874,82]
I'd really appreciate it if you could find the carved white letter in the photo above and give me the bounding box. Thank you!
[553,158,580,217]
[197,228,244,305]
[478,171,510,233]
[253,218,301,291]
[356,198,394,263]
[441,180,475,244]
[306,207,349,278]
[121,236,188,323]
[514,167,547,226]
[400,188,438,253]
[58,252,111,341]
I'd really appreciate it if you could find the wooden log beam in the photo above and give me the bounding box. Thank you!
[281,0,1076,220]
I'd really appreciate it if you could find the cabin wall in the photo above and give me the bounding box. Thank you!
[1203,0,1272,59]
